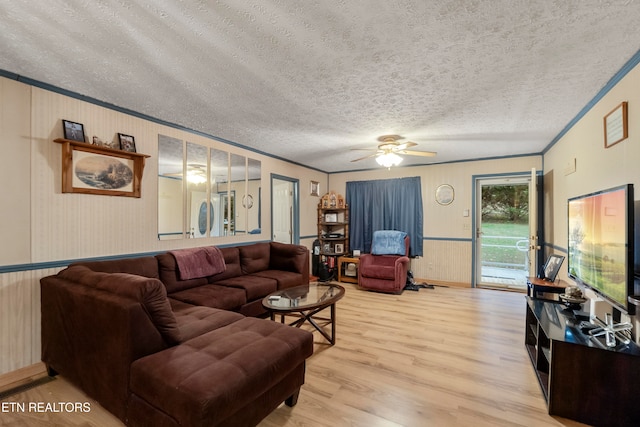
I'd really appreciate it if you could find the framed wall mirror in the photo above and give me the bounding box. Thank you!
[158,135,184,240]
[209,147,229,237]
[187,142,209,238]
[247,158,261,234]
[157,134,261,240]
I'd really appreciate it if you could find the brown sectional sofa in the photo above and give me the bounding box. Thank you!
[40,242,313,427]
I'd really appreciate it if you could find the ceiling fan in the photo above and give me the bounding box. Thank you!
[351,135,436,167]
[162,163,208,184]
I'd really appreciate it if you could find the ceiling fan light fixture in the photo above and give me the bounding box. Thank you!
[187,170,206,184]
[376,152,403,168]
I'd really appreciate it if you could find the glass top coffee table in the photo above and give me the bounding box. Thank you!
[262,282,345,345]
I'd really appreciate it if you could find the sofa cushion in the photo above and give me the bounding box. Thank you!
[169,284,246,311]
[73,256,160,279]
[239,243,270,274]
[269,242,308,274]
[208,247,242,281]
[156,253,209,294]
[359,256,397,280]
[58,265,181,345]
[371,230,408,255]
[169,299,245,342]
[214,275,277,300]
[251,270,303,290]
[129,317,313,426]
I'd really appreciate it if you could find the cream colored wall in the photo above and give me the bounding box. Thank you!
[543,62,640,330]
[544,65,640,262]
[329,156,542,285]
[0,78,31,265]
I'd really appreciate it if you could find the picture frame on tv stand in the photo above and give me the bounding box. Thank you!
[541,254,564,282]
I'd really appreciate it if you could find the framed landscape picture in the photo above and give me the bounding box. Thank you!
[55,139,149,197]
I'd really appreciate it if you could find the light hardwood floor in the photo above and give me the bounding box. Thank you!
[0,285,588,427]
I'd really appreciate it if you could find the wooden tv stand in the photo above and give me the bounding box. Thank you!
[525,297,640,426]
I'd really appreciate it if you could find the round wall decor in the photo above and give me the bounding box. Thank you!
[242,194,254,209]
[435,184,454,205]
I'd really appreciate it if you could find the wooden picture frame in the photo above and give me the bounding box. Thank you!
[604,101,628,148]
[54,138,149,198]
[334,243,344,254]
[310,180,320,196]
[118,133,137,152]
[325,213,338,223]
[62,119,85,142]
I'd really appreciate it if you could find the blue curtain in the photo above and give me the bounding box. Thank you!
[346,176,423,257]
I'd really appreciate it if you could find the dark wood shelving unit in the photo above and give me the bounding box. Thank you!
[525,297,640,427]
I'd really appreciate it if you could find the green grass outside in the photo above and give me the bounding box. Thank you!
[481,222,529,267]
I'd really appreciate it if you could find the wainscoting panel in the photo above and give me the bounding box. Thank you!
[411,239,472,286]
[0,268,61,376]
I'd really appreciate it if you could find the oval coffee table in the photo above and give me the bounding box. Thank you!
[262,282,345,345]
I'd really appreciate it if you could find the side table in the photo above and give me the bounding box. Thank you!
[337,256,359,284]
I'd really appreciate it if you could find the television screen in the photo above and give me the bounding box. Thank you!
[567,184,634,314]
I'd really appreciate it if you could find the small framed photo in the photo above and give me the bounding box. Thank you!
[118,133,136,152]
[604,101,628,148]
[325,213,338,223]
[310,180,320,196]
[62,119,85,142]
[334,243,344,254]
[542,254,565,282]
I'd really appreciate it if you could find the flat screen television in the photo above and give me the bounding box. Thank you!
[567,184,634,315]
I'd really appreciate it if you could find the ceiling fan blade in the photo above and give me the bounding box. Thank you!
[350,148,378,151]
[401,150,437,157]
[351,152,380,162]
[393,141,417,151]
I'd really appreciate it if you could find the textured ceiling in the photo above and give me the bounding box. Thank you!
[2,1,640,172]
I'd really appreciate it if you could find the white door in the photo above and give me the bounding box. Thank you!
[475,174,535,290]
[272,178,293,244]
[528,168,540,277]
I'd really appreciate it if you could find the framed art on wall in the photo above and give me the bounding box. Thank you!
[435,184,454,205]
[310,180,320,196]
[62,119,85,142]
[54,138,149,198]
[604,101,628,148]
